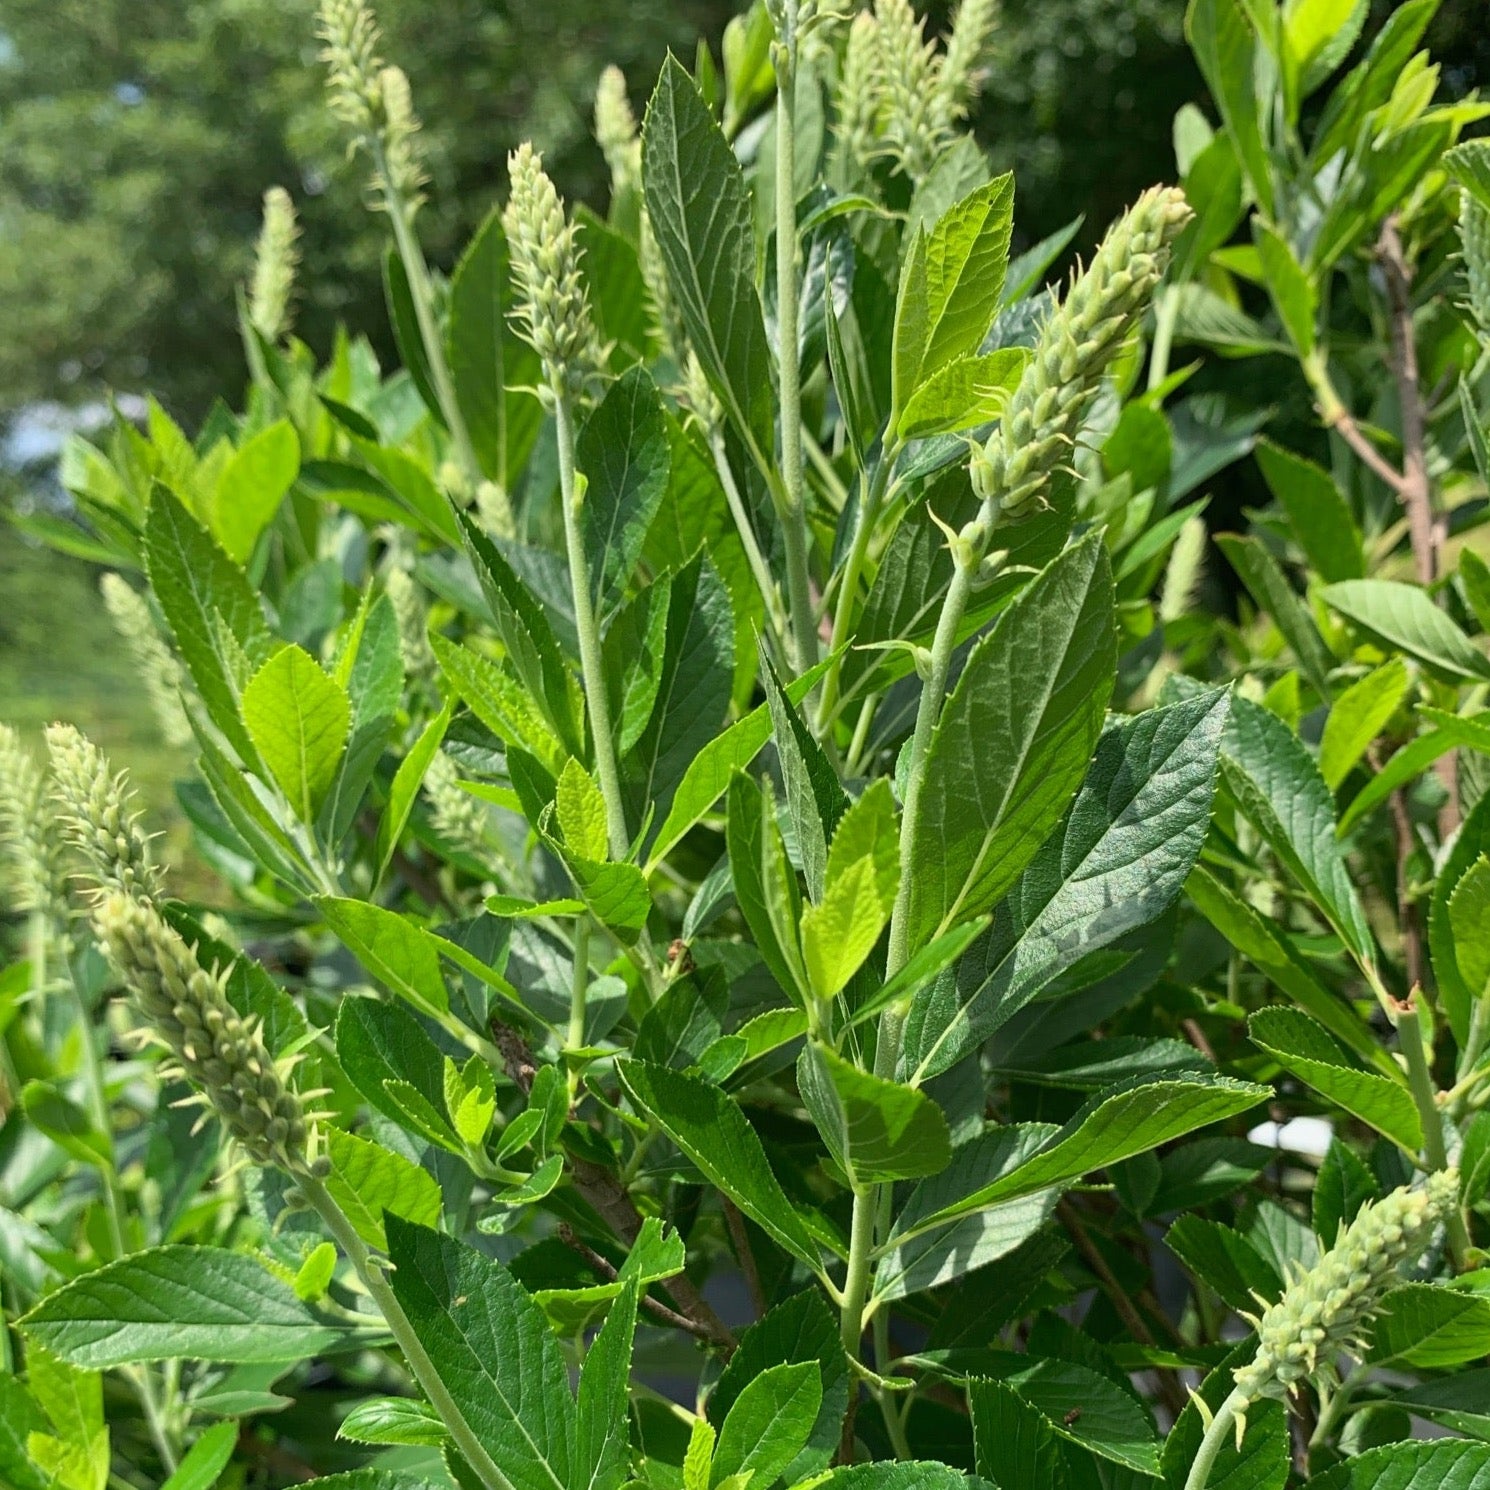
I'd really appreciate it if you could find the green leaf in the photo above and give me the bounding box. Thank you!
[906,531,1115,953]
[579,368,672,612]
[324,1126,443,1249]
[556,759,611,863]
[708,1291,849,1486]
[212,420,300,563]
[969,1358,1162,1476]
[158,1420,238,1490]
[617,1060,820,1267]
[447,208,543,487]
[644,656,831,871]
[1166,1216,1282,1313]
[1309,1441,1490,1490]
[1313,1138,1378,1242]
[20,1247,348,1366]
[1254,439,1363,582]
[760,648,848,902]
[241,645,351,821]
[0,1375,53,1490]
[1249,1007,1420,1151]
[1431,790,1490,1046]
[556,850,652,945]
[805,1466,987,1490]
[711,1362,821,1489]
[1216,534,1335,700]
[725,773,809,1002]
[383,1217,574,1490]
[376,702,450,880]
[338,1397,448,1447]
[901,1074,1268,1226]
[798,1043,951,1186]
[1449,857,1490,1007]
[335,996,449,1134]
[969,1378,1063,1490]
[906,689,1230,1081]
[1319,657,1408,789]
[895,349,1027,442]
[1367,1284,1490,1369]
[891,175,1016,426]
[1391,1371,1490,1443]
[575,1280,638,1490]
[316,896,449,1018]
[430,632,564,771]
[144,484,272,761]
[21,1080,111,1168]
[1220,695,1374,961]
[642,58,775,456]
[457,511,582,754]
[604,576,672,756]
[1185,0,1273,217]
[1323,579,1490,683]
[1252,222,1315,358]
[801,780,900,999]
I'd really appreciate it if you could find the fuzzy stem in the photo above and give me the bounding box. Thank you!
[554,388,630,861]
[375,147,483,491]
[299,1173,513,1490]
[816,450,897,734]
[1183,1389,1246,1490]
[773,34,821,676]
[567,915,591,1100]
[839,1184,876,1358]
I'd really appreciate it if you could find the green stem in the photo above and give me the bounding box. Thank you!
[299,1174,513,1490]
[1147,284,1179,393]
[839,1184,876,1359]
[708,431,792,659]
[554,388,630,862]
[871,1310,912,1459]
[567,916,591,1100]
[376,153,483,491]
[773,41,820,676]
[816,451,897,734]
[1183,1389,1245,1490]
[1395,999,1471,1267]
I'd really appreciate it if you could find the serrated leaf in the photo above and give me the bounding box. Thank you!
[1216,533,1335,700]
[324,1126,443,1249]
[556,759,611,863]
[906,689,1230,1080]
[711,1362,821,1489]
[338,1397,448,1447]
[1308,1440,1490,1490]
[1159,1343,1288,1490]
[1313,1138,1378,1243]
[1165,1215,1282,1313]
[617,1060,819,1267]
[1449,857,1490,1006]
[1323,579,1490,683]
[430,632,564,771]
[1367,1284,1490,1369]
[1253,222,1315,358]
[316,896,449,1018]
[798,1043,950,1186]
[376,702,450,880]
[1249,1006,1420,1151]
[895,349,1027,442]
[242,645,350,822]
[383,1217,574,1490]
[1220,694,1374,961]
[906,531,1115,953]
[20,1247,348,1366]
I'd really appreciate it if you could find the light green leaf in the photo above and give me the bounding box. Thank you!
[315,896,449,1018]
[0,1375,52,1490]
[430,631,564,771]
[21,1247,349,1366]
[242,645,351,821]
[711,1362,821,1489]
[895,349,1027,442]
[1220,695,1374,961]
[1449,856,1490,1006]
[1216,533,1335,700]
[726,772,810,1003]
[906,531,1115,953]
[376,702,450,881]
[1319,657,1408,789]
[212,420,300,563]
[906,689,1230,1081]
[159,1420,239,1490]
[1249,1007,1421,1152]
[798,1043,951,1186]
[1254,438,1363,583]
[891,175,1016,425]
[1308,1440,1490,1490]
[338,1397,448,1448]
[324,1126,443,1250]
[1185,0,1274,217]
[642,58,775,456]
[802,780,900,1000]
[384,1217,574,1490]
[556,759,611,862]
[617,1060,820,1267]
[21,1081,111,1168]
[1253,222,1315,357]
[1323,579,1490,683]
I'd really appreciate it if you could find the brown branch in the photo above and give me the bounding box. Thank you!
[558,1223,734,1349]
[723,1198,766,1321]
[1319,404,1411,497]
[1058,1198,1189,1423]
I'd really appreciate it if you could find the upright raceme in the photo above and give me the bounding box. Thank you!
[0,725,66,920]
[248,187,300,343]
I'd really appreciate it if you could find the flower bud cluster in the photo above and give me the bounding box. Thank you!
[249,188,301,343]
[424,750,489,857]
[1233,1170,1459,1410]
[45,725,163,900]
[937,0,999,124]
[99,576,193,748]
[0,725,67,920]
[94,892,315,1172]
[874,0,947,183]
[502,143,606,402]
[594,67,641,201]
[385,567,433,677]
[971,186,1191,522]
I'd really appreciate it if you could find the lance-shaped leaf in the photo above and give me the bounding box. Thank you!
[1323,579,1490,683]
[642,57,775,456]
[906,688,1230,1081]
[1220,695,1374,962]
[711,1362,822,1489]
[905,531,1115,954]
[242,645,351,822]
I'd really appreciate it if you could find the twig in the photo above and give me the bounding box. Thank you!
[557,1224,732,1349]
[1058,1198,1189,1422]
[723,1198,766,1321]
[1318,403,1410,497]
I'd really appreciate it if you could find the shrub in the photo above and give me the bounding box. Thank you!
[3,2,1490,1488]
